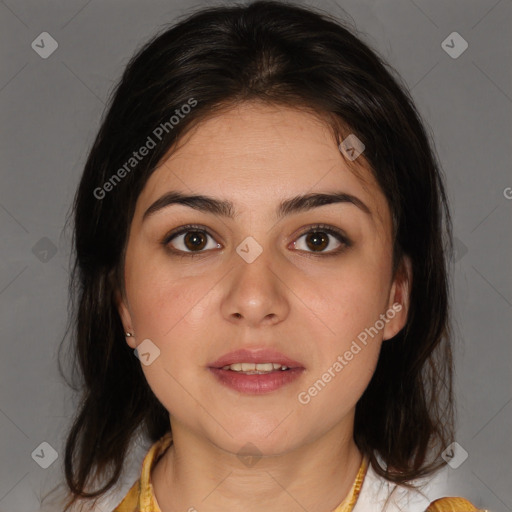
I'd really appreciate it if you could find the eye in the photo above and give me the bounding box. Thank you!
[292,224,351,256]
[163,224,220,256]
[162,223,351,258]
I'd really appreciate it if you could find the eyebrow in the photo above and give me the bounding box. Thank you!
[142,190,371,222]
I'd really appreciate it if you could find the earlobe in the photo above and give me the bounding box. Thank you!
[115,289,136,348]
[383,255,412,341]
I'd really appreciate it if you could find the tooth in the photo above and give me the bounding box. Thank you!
[258,363,274,372]
[220,362,291,372]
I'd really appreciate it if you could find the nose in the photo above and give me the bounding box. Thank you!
[221,247,290,327]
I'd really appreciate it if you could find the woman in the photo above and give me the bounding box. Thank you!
[53,1,483,510]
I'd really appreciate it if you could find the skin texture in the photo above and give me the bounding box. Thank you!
[116,101,412,512]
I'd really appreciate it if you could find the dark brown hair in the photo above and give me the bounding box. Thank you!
[53,1,455,509]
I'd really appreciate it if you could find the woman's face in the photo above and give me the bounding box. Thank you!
[117,102,410,456]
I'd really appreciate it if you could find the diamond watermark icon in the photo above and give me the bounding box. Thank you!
[441,32,468,59]
[134,338,161,366]
[453,237,468,263]
[237,442,263,468]
[31,32,59,59]
[339,134,365,161]
[32,237,58,263]
[31,441,58,469]
[236,236,263,264]
[441,441,468,469]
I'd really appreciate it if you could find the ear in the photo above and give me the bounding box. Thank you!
[115,289,137,349]
[382,255,412,341]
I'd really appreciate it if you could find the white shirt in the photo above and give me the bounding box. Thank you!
[353,452,473,512]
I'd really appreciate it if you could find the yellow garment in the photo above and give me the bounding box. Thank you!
[111,432,480,512]
[426,497,483,511]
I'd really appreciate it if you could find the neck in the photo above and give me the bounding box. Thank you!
[152,416,364,512]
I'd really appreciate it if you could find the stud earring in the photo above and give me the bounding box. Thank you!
[125,332,134,337]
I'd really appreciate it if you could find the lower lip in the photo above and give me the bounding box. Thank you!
[208,367,305,394]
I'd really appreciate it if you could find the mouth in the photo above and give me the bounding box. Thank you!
[208,348,305,394]
[209,348,304,372]
[217,362,292,374]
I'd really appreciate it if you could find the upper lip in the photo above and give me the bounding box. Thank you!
[209,348,304,369]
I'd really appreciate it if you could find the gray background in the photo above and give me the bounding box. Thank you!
[0,0,511,510]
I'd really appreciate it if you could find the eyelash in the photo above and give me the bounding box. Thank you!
[161,223,352,259]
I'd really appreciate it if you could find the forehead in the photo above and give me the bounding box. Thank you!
[135,102,390,232]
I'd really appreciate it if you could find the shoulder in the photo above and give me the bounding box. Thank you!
[426,497,481,511]
[111,431,172,512]
[353,460,480,512]
[111,479,140,512]
[352,459,429,512]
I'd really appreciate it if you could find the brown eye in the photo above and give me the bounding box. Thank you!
[162,223,350,258]
[164,225,220,254]
[292,225,351,255]
[182,231,208,251]
[304,231,330,252]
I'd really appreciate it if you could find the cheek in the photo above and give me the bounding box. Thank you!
[307,258,390,342]
[125,271,216,415]
[297,316,382,420]
[124,238,214,338]
[297,256,388,405]
[129,275,214,342]
[303,344,381,419]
